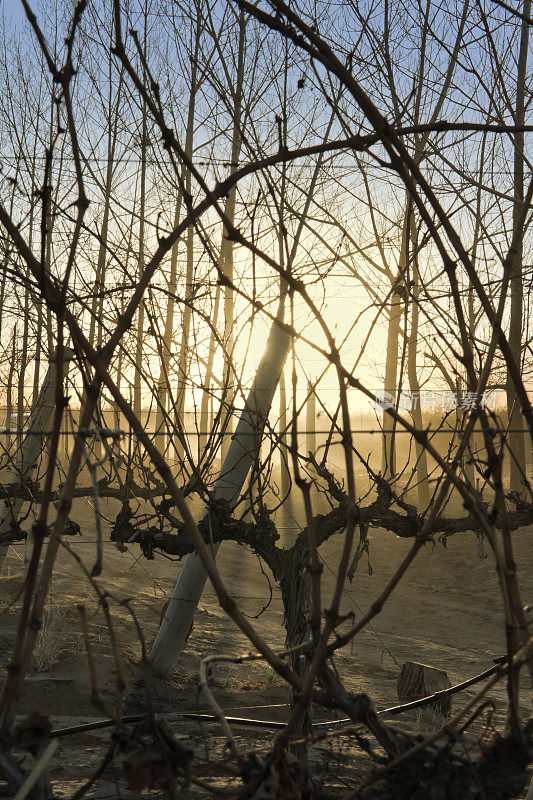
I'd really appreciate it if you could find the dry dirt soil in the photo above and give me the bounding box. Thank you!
[0,449,532,797]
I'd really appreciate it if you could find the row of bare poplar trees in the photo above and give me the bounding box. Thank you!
[0,0,531,792]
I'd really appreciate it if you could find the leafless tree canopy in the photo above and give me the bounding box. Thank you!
[0,0,531,797]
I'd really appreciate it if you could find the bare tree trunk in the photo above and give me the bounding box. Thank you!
[5,330,16,453]
[379,0,469,486]
[219,11,246,462]
[172,21,202,460]
[114,291,126,433]
[306,380,316,459]
[406,213,430,507]
[199,282,220,452]
[89,49,122,351]
[133,101,147,420]
[0,182,11,339]
[468,199,483,486]
[89,140,114,351]
[0,349,73,573]
[150,63,333,679]
[32,304,43,408]
[150,298,290,678]
[154,194,182,450]
[17,293,30,452]
[279,368,290,499]
[18,162,35,451]
[173,209,194,459]
[0,275,6,345]
[33,130,56,407]
[114,211,137,432]
[0,157,21,346]
[382,279,402,479]
[507,0,530,494]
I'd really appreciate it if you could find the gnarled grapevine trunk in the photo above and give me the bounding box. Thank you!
[280,554,312,764]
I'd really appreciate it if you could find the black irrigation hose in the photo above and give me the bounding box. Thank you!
[51,715,147,738]
[49,656,506,739]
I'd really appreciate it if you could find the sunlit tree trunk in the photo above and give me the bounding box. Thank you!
[173,203,194,459]
[172,19,202,460]
[154,193,182,450]
[33,169,56,405]
[5,330,16,451]
[380,0,468,485]
[199,282,220,452]
[114,291,126,433]
[465,150,486,487]
[133,97,147,421]
[306,380,316,459]
[150,297,290,678]
[219,11,246,462]
[17,133,42,449]
[17,293,30,450]
[382,276,402,479]
[17,175,33,450]
[114,196,139,430]
[507,0,530,493]
[89,150,114,351]
[0,274,6,346]
[32,303,43,408]
[0,170,13,340]
[88,46,122,351]
[0,349,73,573]
[279,368,290,500]
[0,166,20,451]
[150,83,334,679]
[406,211,430,507]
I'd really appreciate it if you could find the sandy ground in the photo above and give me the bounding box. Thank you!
[0,442,532,796]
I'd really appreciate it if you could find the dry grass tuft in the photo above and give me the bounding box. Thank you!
[412,705,449,735]
[33,597,83,672]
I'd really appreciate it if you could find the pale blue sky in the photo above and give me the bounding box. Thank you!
[1,0,26,31]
